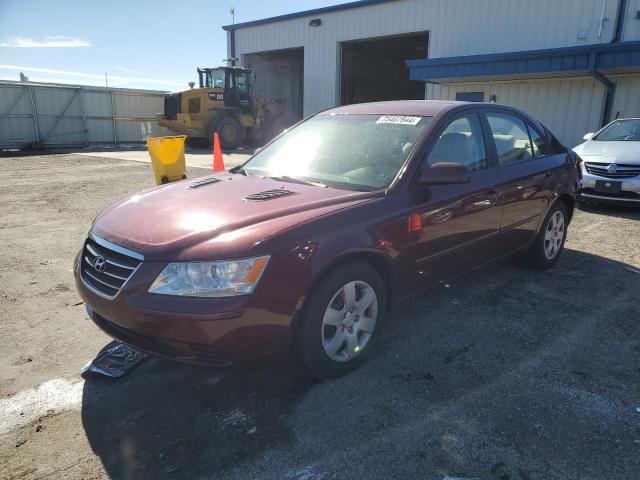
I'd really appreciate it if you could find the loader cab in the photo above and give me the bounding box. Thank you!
[197,67,254,114]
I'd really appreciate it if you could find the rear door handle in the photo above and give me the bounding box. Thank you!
[485,187,500,206]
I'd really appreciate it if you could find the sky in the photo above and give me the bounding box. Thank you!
[0,0,352,91]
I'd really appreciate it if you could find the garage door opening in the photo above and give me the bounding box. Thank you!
[244,47,304,122]
[340,32,428,106]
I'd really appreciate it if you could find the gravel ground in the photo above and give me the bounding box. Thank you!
[0,153,639,480]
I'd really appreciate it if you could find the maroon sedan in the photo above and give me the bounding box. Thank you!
[75,101,580,377]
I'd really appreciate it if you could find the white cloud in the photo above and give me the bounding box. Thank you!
[115,66,145,76]
[0,64,186,89]
[0,36,91,48]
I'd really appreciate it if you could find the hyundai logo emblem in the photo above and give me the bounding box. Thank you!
[94,256,106,273]
[607,164,618,173]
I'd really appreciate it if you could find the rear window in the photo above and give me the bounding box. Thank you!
[486,113,533,166]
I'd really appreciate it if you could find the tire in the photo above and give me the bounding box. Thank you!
[296,261,387,378]
[524,201,568,270]
[208,116,242,150]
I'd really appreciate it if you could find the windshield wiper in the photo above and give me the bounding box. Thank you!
[271,175,327,188]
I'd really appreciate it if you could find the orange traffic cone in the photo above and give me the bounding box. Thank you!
[212,132,225,172]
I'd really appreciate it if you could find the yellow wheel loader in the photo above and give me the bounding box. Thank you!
[157,67,289,149]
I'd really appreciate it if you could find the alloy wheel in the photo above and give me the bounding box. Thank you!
[543,210,565,260]
[321,280,378,362]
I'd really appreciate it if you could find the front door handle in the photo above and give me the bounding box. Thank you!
[545,171,554,178]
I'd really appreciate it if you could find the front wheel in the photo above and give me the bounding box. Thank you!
[207,116,243,150]
[297,262,387,378]
[524,201,568,270]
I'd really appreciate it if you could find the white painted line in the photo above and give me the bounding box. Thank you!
[0,377,84,434]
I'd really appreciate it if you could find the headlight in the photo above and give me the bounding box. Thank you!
[148,256,270,297]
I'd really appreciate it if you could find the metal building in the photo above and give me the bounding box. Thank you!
[0,80,170,148]
[224,0,640,146]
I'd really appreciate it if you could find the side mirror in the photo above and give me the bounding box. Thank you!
[583,132,595,140]
[419,162,471,186]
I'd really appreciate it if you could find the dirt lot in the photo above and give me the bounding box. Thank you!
[1,153,639,480]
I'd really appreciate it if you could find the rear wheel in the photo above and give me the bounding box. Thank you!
[208,116,242,150]
[297,262,386,378]
[524,201,568,270]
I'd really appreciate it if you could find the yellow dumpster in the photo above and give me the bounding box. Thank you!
[145,135,187,185]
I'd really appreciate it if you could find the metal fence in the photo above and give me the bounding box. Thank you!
[0,80,171,148]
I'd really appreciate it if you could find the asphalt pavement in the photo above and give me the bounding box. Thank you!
[1,153,639,480]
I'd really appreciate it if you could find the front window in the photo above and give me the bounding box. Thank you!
[230,71,250,92]
[241,114,432,190]
[204,70,225,88]
[594,119,640,141]
[427,114,487,171]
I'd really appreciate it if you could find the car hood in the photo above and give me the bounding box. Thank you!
[573,140,640,164]
[91,173,377,261]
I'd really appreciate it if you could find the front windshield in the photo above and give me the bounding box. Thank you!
[594,119,640,141]
[242,114,432,190]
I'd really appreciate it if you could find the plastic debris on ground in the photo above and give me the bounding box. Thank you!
[82,341,147,378]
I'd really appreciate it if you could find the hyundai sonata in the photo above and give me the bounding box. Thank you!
[75,101,580,377]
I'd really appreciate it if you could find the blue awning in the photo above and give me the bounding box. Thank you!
[406,41,640,83]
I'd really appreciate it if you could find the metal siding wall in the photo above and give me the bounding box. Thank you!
[0,83,170,148]
[233,0,621,115]
[622,0,640,41]
[0,84,37,145]
[34,86,85,144]
[610,75,640,118]
[425,77,606,146]
[84,90,115,144]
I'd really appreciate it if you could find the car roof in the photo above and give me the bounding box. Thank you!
[319,100,549,130]
[319,100,466,117]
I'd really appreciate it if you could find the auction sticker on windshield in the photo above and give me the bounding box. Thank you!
[376,115,422,126]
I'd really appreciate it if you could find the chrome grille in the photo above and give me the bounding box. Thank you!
[80,235,143,298]
[584,162,640,179]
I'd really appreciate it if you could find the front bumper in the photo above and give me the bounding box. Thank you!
[75,247,297,366]
[579,169,640,204]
